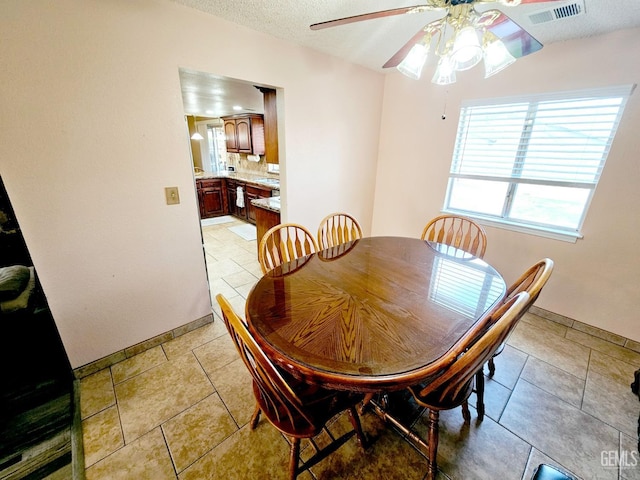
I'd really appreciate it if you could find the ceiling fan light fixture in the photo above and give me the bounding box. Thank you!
[431,55,456,85]
[450,26,483,72]
[483,34,516,78]
[397,42,430,80]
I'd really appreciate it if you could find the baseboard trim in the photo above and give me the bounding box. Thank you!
[529,305,640,354]
[73,313,214,379]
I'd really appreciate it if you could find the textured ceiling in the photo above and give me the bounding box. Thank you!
[174,0,640,116]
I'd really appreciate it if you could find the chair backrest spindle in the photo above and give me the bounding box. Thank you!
[421,214,487,258]
[317,212,363,250]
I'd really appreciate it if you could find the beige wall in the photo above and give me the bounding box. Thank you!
[0,0,383,367]
[372,28,640,341]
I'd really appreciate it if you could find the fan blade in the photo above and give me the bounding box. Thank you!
[382,27,433,69]
[310,4,436,30]
[481,10,543,58]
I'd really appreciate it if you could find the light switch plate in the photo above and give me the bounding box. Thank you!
[165,187,180,205]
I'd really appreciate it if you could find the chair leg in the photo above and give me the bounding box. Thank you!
[288,437,301,480]
[475,370,485,421]
[426,409,440,480]
[461,400,471,424]
[250,403,261,430]
[358,392,374,414]
[347,406,367,449]
[488,357,496,377]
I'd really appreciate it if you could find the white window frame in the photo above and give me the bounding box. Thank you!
[443,85,635,242]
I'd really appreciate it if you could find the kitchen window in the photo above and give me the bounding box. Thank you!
[443,85,634,241]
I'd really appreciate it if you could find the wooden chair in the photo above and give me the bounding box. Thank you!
[317,212,363,250]
[487,258,554,377]
[258,223,318,274]
[420,214,487,258]
[406,292,531,480]
[216,294,367,480]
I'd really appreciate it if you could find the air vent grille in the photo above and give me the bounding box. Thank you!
[528,0,585,24]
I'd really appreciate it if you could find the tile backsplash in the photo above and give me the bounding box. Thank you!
[227,152,271,176]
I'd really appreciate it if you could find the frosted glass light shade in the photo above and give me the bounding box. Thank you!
[484,38,516,77]
[191,131,204,140]
[397,43,429,80]
[451,26,482,71]
[432,55,457,85]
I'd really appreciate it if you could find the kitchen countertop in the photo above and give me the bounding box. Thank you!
[251,196,280,213]
[195,171,280,190]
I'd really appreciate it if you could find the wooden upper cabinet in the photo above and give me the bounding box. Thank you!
[258,87,279,164]
[222,115,265,155]
[223,120,238,152]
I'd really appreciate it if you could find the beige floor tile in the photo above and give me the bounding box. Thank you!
[206,258,245,279]
[85,428,176,480]
[207,277,239,300]
[178,422,291,480]
[222,270,258,288]
[208,358,255,426]
[566,329,640,366]
[244,262,265,278]
[620,433,640,480]
[469,374,513,421]
[229,250,258,266]
[508,321,591,379]
[486,344,528,389]
[501,379,619,479]
[521,311,569,337]
[162,322,224,360]
[235,281,257,299]
[111,346,167,384]
[115,353,214,443]
[520,356,585,408]
[193,333,240,375]
[163,393,238,473]
[79,368,116,419]
[82,405,124,468]
[413,406,531,480]
[583,369,639,438]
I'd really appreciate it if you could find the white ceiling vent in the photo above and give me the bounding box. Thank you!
[528,0,585,25]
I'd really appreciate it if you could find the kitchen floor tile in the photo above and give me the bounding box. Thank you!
[501,379,619,479]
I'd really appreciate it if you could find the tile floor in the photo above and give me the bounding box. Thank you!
[79,216,640,479]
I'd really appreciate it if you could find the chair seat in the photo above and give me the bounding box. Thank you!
[252,380,361,438]
[531,464,577,480]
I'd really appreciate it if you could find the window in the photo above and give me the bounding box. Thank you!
[444,85,634,241]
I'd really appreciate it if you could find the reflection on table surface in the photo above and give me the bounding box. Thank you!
[246,236,506,392]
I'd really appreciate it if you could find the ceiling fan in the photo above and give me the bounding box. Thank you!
[310,0,566,84]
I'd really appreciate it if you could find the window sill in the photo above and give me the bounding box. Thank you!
[442,211,583,243]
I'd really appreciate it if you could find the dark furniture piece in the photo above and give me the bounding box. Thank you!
[631,368,640,451]
[531,463,579,480]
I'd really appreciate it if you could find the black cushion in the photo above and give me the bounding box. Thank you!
[531,464,576,480]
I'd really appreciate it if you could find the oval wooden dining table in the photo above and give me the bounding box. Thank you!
[245,236,506,393]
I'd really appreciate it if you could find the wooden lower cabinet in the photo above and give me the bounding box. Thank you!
[245,185,271,224]
[197,178,273,225]
[197,179,227,218]
[255,205,281,255]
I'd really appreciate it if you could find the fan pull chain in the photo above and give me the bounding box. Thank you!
[441,89,449,120]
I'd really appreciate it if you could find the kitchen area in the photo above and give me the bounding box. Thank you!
[181,69,282,253]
